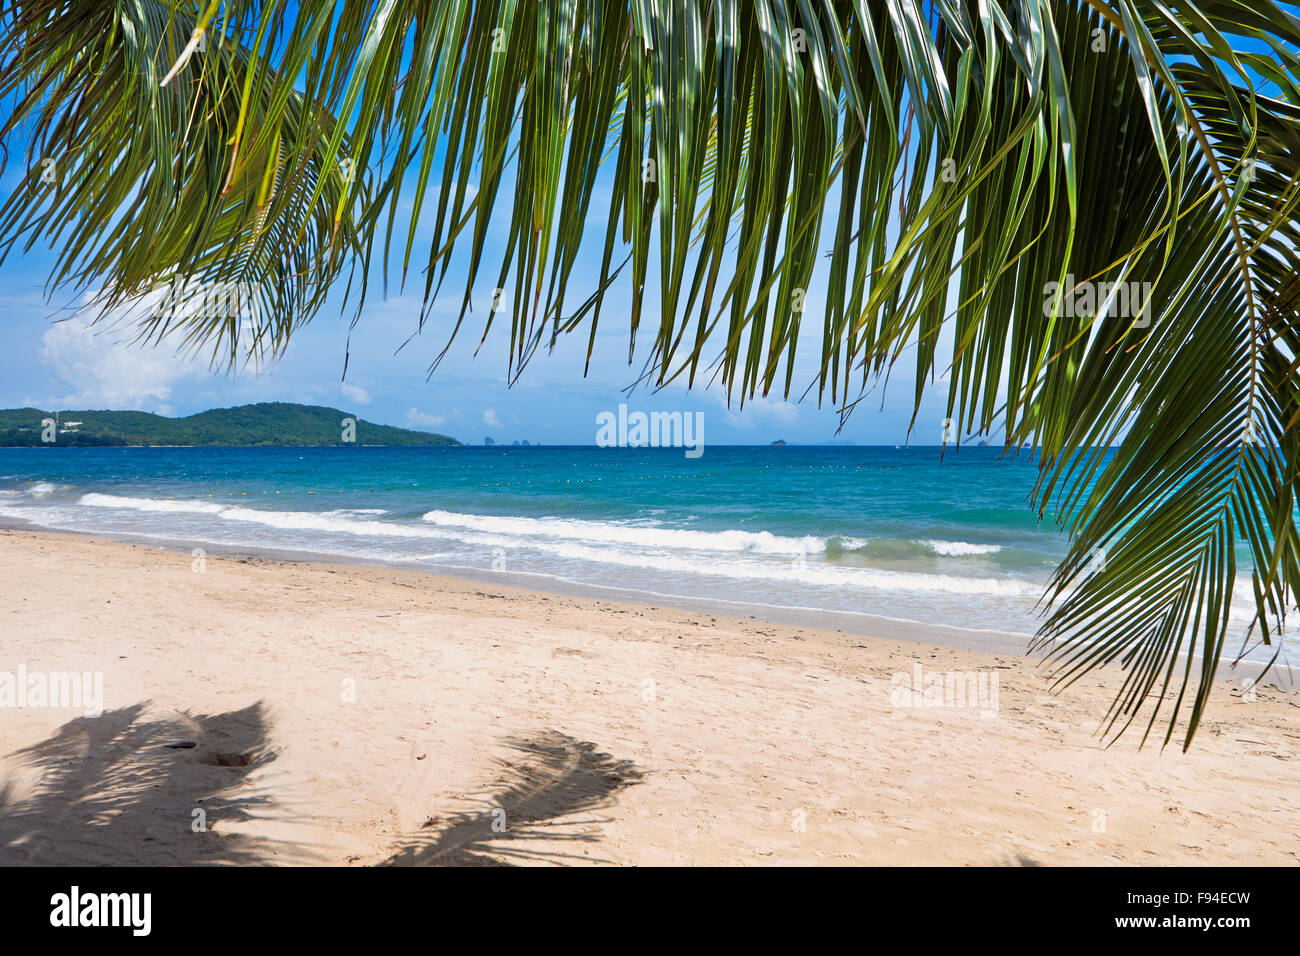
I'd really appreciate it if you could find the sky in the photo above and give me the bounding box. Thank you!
[1,7,1293,448]
[0,182,962,449]
[0,13,969,449]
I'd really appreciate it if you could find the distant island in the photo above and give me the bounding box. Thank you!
[0,403,460,447]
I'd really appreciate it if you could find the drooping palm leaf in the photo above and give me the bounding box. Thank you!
[0,0,368,367]
[2,0,1298,747]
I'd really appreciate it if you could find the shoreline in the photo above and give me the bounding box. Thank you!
[1,513,1291,690]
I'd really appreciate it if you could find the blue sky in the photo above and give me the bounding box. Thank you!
[0,162,960,448]
[0,12,974,448]
[1,7,1292,447]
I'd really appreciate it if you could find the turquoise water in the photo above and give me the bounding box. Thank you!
[0,444,1080,634]
[0,443,1269,648]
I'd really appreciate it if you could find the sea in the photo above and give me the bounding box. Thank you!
[0,444,1285,665]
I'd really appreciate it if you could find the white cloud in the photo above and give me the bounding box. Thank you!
[483,408,503,428]
[39,314,205,413]
[716,394,800,430]
[406,407,459,428]
[341,382,372,405]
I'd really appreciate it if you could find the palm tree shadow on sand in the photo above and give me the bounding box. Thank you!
[0,701,314,865]
[382,730,643,866]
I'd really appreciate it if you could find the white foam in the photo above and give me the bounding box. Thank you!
[493,537,1035,596]
[832,536,870,550]
[80,493,225,514]
[81,493,483,543]
[923,540,1002,556]
[420,508,826,555]
[69,493,1036,597]
[220,505,442,538]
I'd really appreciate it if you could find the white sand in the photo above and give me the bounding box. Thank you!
[1,528,1296,865]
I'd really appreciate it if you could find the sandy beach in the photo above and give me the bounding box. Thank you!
[0,526,1296,866]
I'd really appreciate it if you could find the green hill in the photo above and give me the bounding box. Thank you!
[0,403,460,447]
